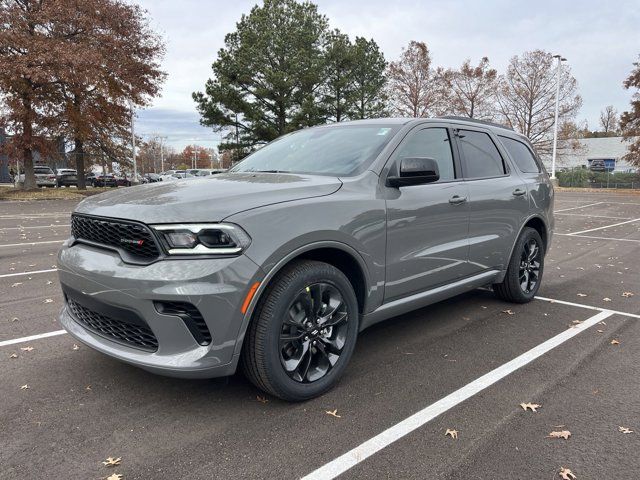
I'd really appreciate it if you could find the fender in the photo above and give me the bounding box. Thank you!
[232,240,373,357]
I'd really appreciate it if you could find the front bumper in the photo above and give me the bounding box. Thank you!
[57,241,263,378]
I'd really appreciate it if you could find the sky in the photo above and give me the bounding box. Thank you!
[134,0,640,151]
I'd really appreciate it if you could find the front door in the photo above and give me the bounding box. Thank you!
[383,125,471,303]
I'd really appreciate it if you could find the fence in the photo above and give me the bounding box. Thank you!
[556,168,640,190]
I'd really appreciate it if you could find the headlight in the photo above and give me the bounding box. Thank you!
[150,223,251,255]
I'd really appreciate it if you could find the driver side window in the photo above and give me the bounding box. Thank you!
[394,128,455,181]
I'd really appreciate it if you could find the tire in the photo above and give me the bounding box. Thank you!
[493,227,544,303]
[242,260,359,401]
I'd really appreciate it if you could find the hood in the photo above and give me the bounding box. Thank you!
[75,172,342,223]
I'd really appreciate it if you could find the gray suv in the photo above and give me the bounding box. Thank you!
[57,117,554,401]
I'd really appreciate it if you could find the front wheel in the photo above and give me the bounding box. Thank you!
[242,260,359,401]
[493,227,544,303]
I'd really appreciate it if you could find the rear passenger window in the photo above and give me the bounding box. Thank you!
[457,130,505,178]
[394,128,455,181]
[499,136,540,173]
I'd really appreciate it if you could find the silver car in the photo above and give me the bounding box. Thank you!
[57,117,554,401]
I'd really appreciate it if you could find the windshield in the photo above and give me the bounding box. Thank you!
[231,124,400,176]
[34,167,53,174]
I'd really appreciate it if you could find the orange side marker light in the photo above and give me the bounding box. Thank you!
[241,282,261,314]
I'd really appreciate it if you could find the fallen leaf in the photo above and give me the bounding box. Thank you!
[20,384,29,390]
[43,298,53,304]
[520,402,541,412]
[46,280,53,285]
[548,430,571,440]
[72,344,80,351]
[502,309,515,315]
[577,293,587,297]
[256,395,268,404]
[10,282,22,288]
[20,346,34,352]
[559,467,576,479]
[102,457,121,467]
[325,409,341,418]
[597,330,604,333]
[9,353,18,359]
[611,339,620,345]
[618,426,633,434]
[445,428,458,439]
[571,320,582,324]
[602,297,612,302]
[85,385,92,391]
[106,474,123,480]
[621,292,634,298]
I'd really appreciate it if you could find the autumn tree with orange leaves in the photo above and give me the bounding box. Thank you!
[0,0,165,189]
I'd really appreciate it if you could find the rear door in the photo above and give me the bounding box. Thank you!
[453,127,529,272]
[383,123,471,302]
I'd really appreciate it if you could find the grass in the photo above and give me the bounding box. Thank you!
[0,186,113,201]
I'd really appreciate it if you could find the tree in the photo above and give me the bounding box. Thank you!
[620,55,640,167]
[599,105,619,134]
[180,145,214,169]
[386,41,444,117]
[321,30,354,122]
[496,50,582,156]
[0,0,62,189]
[349,37,387,119]
[444,57,497,120]
[51,0,165,188]
[193,0,329,155]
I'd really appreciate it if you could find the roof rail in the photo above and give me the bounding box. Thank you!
[438,116,514,131]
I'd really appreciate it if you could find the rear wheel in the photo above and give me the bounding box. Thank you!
[242,260,359,401]
[493,227,544,303]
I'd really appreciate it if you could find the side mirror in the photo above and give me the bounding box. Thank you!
[387,157,440,187]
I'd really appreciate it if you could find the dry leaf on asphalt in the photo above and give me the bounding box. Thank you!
[548,430,571,440]
[106,474,123,480]
[520,402,541,412]
[602,297,612,302]
[46,280,53,285]
[256,395,268,404]
[9,353,18,359]
[102,457,122,467]
[445,428,458,439]
[610,339,620,345]
[20,346,34,352]
[559,467,576,479]
[43,298,53,303]
[11,282,22,288]
[20,384,29,390]
[502,309,515,315]
[577,293,587,297]
[618,426,633,434]
[621,291,634,298]
[325,409,341,418]
[73,344,80,351]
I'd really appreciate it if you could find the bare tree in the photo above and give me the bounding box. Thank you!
[386,41,444,117]
[599,105,618,133]
[496,50,582,157]
[443,57,498,120]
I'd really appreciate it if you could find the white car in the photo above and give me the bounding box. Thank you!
[18,165,57,187]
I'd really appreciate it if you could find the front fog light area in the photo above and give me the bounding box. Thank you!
[151,223,251,255]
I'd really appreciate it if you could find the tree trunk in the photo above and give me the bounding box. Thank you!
[74,138,86,190]
[21,101,36,190]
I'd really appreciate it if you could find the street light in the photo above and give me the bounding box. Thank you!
[550,55,566,180]
[128,100,137,182]
[158,135,167,173]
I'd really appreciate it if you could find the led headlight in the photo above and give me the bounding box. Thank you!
[150,223,251,255]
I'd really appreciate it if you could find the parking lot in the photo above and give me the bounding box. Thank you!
[1,190,638,480]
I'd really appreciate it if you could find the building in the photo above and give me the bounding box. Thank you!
[548,136,639,173]
[0,130,68,182]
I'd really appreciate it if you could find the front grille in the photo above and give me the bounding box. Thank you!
[154,301,212,346]
[67,297,158,351]
[71,214,160,261]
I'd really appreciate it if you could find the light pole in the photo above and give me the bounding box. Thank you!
[550,55,566,180]
[128,100,137,182]
[159,136,167,173]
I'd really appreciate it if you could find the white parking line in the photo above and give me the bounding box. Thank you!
[0,224,70,231]
[555,233,640,243]
[554,202,603,212]
[0,240,64,248]
[535,296,640,319]
[0,268,57,279]
[0,330,67,348]
[555,213,631,220]
[567,218,640,236]
[302,309,614,480]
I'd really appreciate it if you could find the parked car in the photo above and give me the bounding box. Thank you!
[92,173,117,187]
[56,168,78,187]
[115,176,131,187]
[18,165,57,187]
[142,173,162,183]
[57,117,554,401]
[195,169,226,176]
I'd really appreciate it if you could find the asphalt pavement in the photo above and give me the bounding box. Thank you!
[1,191,638,480]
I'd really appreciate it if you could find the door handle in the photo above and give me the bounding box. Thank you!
[512,188,527,196]
[449,195,468,205]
